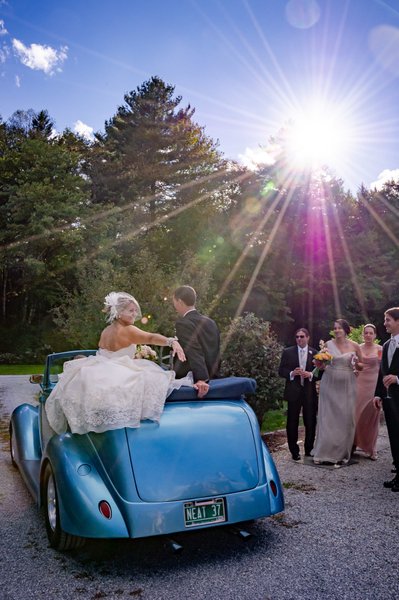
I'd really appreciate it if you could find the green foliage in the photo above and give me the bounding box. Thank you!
[0,111,92,330]
[0,322,53,362]
[2,81,399,363]
[348,324,380,345]
[52,250,180,348]
[220,313,284,425]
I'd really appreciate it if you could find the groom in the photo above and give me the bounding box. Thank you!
[278,328,318,461]
[173,285,221,398]
[374,307,399,493]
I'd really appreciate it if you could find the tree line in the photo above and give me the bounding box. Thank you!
[1,76,398,410]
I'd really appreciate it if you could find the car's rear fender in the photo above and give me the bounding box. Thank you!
[241,402,284,514]
[262,442,284,514]
[41,434,130,538]
[10,404,41,463]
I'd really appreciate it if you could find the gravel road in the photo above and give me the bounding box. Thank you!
[0,376,397,600]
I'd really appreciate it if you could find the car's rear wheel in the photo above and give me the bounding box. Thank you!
[9,423,17,468]
[43,463,85,551]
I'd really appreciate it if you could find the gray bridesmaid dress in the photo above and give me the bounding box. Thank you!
[312,340,357,464]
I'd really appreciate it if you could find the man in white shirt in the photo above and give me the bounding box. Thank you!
[278,328,318,461]
[374,307,399,492]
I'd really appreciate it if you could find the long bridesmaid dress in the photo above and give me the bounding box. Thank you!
[354,354,381,458]
[312,340,357,464]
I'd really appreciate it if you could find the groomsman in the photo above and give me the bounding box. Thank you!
[173,285,221,398]
[374,307,399,493]
[278,328,318,461]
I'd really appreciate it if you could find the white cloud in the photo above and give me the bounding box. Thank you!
[73,120,94,142]
[0,19,8,35]
[15,74,20,87]
[369,168,399,191]
[12,38,68,75]
[0,44,9,63]
[238,145,279,171]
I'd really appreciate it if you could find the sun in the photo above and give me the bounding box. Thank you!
[285,100,355,170]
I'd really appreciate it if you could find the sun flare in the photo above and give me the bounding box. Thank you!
[286,101,355,170]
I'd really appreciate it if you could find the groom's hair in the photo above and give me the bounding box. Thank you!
[385,307,399,321]
[174,285,196,306]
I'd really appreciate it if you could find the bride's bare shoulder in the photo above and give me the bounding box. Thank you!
[350,340,362,354]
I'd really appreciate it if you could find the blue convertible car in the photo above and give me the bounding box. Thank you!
[10,350,284,550]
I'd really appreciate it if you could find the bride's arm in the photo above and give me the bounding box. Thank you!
[128,326,186,361]
[353,342,364,371]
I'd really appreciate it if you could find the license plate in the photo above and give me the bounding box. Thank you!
[184,497,226,527]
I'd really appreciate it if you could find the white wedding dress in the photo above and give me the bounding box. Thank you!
[45,344,192,435]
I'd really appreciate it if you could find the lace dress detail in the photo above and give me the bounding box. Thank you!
[45,344,191,434]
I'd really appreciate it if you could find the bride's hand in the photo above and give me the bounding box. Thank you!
[172,340,186,362]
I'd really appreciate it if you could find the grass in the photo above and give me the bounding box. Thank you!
[0,365,43,375]
[262,406,287,432]
[261,402,304,433]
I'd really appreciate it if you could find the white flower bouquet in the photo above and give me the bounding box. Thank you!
[134,344,158,361]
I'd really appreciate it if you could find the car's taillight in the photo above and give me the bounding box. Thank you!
[269,480,278,497]
[98,500,112,519]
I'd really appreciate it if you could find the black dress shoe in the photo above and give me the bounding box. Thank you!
[383,476,398,489]
[391,480,399,492]
[305,452,312,457]
[292,454,300,461]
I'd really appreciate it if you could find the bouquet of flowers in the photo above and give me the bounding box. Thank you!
[134,344,158,361]
[312,340,333,377]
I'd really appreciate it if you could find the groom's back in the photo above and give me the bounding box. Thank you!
[174,310,221,382]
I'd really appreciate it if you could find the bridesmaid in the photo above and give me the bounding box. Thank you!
[353,324,382,460]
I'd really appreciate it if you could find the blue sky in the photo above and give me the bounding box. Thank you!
[2,0,399,192]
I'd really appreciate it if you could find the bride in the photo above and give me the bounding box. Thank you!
[45,291,190,435]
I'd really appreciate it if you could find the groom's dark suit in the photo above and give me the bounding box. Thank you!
[279,345,318,457]
[374,339,399,472]
[173,310,221,383]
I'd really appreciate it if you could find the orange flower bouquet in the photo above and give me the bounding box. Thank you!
[312,340,333,377]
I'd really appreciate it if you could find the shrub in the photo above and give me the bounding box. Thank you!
[0,352,22,364]
[221,313,284,425]
[0,323,52,363]
[348,324,380,345]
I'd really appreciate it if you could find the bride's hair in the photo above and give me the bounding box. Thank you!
[103,291,142,323]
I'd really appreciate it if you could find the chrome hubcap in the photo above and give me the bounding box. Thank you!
[47,474,57,531]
